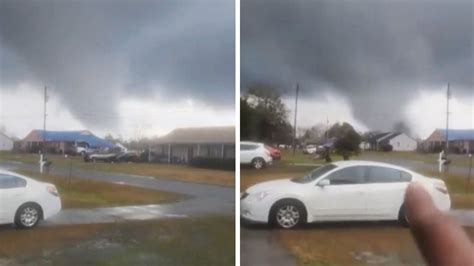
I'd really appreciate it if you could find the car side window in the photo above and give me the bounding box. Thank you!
[367,166,412,183]
[241,144,258,151]
[0,174,27,189]
[324,166,367,185]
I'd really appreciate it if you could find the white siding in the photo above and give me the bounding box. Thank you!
[0,134,13,151]
[389,134,417,151]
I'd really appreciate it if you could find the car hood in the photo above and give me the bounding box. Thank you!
[246,178,300,194]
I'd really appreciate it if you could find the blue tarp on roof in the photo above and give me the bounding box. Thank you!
[438,129,474,141]
[34,130,116,148]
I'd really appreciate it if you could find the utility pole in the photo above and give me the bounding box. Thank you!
[445,83,450,154]
[292,83,299,155]
[41,86,48,173]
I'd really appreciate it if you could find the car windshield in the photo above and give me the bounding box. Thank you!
[291,164,338,183]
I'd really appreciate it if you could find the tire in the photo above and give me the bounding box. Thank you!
[398,205,409,227]
[251,157,265,169]
[15,203,42,229]
[270,200,307,229]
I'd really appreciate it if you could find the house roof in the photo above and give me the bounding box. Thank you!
[378,132,403,142]
[22,130,116,148]
[154,126,235,144]
[0,132,13,141]
[435,129,474,141]
[366,132,391,142]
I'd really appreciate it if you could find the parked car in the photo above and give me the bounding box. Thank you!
[266,145,281,160]
[84,153,117,163]
[303,145,317,154]
[241,160,450,229]
[117,151,139,163]
[240,141,273,169]
[0,170,61,229]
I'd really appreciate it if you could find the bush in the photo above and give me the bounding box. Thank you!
[380,144,393,152]
[189,157,235,171]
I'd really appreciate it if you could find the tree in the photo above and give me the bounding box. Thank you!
[328,122,361,160]
[299,123,325,144]
[240,84,293,144]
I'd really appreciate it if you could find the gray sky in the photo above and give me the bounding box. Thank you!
[242,0,473,138]
[0,0,235,139]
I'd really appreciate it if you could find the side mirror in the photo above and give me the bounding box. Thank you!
[318,179,330,187]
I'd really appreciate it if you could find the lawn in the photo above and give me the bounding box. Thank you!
[360,150,473,168]
[277,223,474,265]
[0,151,235,187]
[277,149,473,168]
[19,171,181,209]
[0,216,235,265]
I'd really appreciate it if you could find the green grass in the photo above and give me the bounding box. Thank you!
[0,216,235,266]
[18,171,181,209]
[0,151,235,187]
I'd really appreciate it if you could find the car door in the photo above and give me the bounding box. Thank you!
[309,166,368,221]
[0,174,28,224]
[240,144,255,164]
[364,166,412,218]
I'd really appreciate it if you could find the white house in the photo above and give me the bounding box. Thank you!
[0,132,14,151]
[379,132,417,151]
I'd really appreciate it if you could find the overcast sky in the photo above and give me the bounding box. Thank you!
[242,0,473,139]
[0,0,235,140]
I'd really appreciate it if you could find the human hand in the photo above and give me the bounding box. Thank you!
[404,182,474,266]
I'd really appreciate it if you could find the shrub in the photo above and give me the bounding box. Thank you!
[189,157,235,171]
[380,144,393,152]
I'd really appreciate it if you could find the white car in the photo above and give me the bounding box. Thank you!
[240,141,273,169]
[0,170,61,228]
[241,161,450,229]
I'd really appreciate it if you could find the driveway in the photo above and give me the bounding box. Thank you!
[0,160,234,221]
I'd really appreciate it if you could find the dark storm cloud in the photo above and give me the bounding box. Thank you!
[242,0,473,130]
[0,0,234,130]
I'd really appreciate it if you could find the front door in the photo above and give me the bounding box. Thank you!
[309,166,368,221]
[0,174,28,224]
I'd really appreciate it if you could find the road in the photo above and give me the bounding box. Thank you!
[0,160,234,223]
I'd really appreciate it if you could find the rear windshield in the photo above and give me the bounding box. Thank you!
[291,164,338,184]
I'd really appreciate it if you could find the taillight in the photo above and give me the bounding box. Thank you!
[47,186,59,197]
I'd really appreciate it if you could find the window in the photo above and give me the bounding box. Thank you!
[367,166,412,183]
[324,166,367,185]
[0,174,27,189]
[291,164,337,183]
[241,144,258,150]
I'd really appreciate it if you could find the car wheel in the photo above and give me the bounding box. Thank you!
[252,158,265,169]
[270,200,306,229]
[15,203,41,229]
[398,205,409,227]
